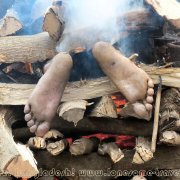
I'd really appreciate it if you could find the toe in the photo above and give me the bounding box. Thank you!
[148,79,154,88]
[147,88,154,96]
[145,103,153,111]
[146,96,154,104]
[25,114,32,122]
[30,125,38,133]
[24,104,31,114]
[35,121,50,137]
[29,121,39,133]
[27,120,35,127]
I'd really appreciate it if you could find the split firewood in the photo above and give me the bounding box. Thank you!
[159,88,180,132]
[28,137,46,149]
[0,16,22,37]
[43,129,64,140]
[47,139,68,156]
[43,0,65,41]
[57,100,89,126]
[133,137,153,164]
[145,0,180,29]
[0,65,179,105]
[90,96,118,118]
[0,32,57,63]
[160,131,180,146]
[28,130,66,156]
[98,142,124,163]
[131,176,147,180]
[69,137,100,156]
[0,106,38,178]
[151,76,162,153]
[44,129,67,156]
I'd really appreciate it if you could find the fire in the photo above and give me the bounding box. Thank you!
[111,93,127,113]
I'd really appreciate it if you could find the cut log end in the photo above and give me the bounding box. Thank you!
[0,16,22,37]
[133,137,153,164]
[58,100,88,125]
[5,143,38,178]
[160,131,180,146]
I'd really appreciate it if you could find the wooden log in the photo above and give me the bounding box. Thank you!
[98,142,124,163]
[57,100,88,126]
[44,130,67,156]
[0,65,180,105]
[117,8,162,31]
[0,32,57,63]
[0,16,22,37]
[34,146,180,177]
[133,137,153,164]
[89,96,118,118]
[46,139,68,156]
[160,131,180,146]
[13,117,154,142]
[0,106,38,178]
[159,88,180,132]
[145,0,180,29]
[43,0,65,42]
[70,137,99,156]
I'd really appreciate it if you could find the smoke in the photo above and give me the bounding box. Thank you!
[57,0,145,52]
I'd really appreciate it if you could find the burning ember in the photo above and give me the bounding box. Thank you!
[111,93,127,113]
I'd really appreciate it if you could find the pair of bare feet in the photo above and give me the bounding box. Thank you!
[24,42,154,137]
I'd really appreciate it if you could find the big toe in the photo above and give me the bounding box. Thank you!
[35,121,50,137]
[133,102,152,120]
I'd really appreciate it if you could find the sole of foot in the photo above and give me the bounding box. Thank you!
[24,53,73,137]
[92,42,154,120]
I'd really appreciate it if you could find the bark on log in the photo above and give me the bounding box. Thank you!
[0,32,57,63]
[89,96,118,118]
[0,65,179,105]
[70,137,100,156]
[0,16,22,37]
[13,117,153,142]
[159,88,180,132]
[0,106,38,178]
[145,0,180,29]
[34,146,180,179]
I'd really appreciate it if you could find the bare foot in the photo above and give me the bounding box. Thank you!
[24,53,73,137]
[92,42,154,120]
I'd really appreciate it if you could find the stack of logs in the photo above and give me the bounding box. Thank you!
[0,0,180,180]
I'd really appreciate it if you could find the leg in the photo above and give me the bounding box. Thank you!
[24,53,73,137]
[92,42,154,120]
